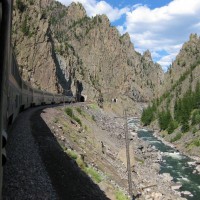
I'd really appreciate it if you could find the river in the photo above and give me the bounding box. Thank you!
[128,118,200,200]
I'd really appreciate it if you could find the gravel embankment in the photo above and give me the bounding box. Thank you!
[40,105,185,200]
[3,105,109,200]
[3,106,57,200]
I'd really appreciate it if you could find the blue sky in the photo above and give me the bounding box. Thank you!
[58,0,200,71]
[105,0,172,9]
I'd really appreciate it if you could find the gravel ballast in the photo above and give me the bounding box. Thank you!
[3,105,109,200]
[3,107,57,200]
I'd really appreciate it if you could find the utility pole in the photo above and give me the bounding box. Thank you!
[124,109,133,198]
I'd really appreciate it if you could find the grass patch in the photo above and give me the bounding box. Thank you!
[115,190,129,200]
[193,139,200,146]
[64,149,103,184]
[84,167,103,183]
[189,139,200,147]
[170,132,182,142]
[76,157,86,170]
[76,107,83,115]
[65,107,73,117]
[74,116,82,126]
[66,149,78,160]
[89,103,99,110]
[135,157,144,164]
[65,107,82,126]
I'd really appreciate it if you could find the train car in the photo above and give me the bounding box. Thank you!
[0,0,13,197]
[43,91,54,105]
[21,80,32,109]
[0,1,76,198]
[32,89,44,106]
[66,96,76,103]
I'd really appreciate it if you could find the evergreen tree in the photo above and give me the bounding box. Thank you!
[167,120,178,134]
[141,104,156,125]
[158,110,172,130]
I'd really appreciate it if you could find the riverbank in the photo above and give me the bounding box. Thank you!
[136,125,200,199]
[145,126,200,178]
[152,130,200,163]
[41,103,187,200]
[146,116,200,161]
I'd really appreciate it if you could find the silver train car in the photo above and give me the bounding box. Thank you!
[0,1,75,198]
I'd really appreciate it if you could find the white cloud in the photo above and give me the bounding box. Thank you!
[157,54,176,72]
[57,0,129,22]
[122,0,200,71]
[58,0,200,71]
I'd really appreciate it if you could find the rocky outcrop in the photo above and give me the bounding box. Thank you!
[146,34,200,157]
[12,0,164,104]
[162,34,200,99]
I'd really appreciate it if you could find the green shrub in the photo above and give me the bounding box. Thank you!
[170,132,182,142]
[76,157,86,170]
[74,116,82,126]
[76,107,82,114]
[181,121,190,133]
[66,149,78,160]
[192,111,200,125]
[85,167,103,183]
[167,120,178,134]
[65,107,82,126]
[21,16,30,36]
[141,104,156,126]
[193,139,200,147]
[192,127,198,134]
[158,110,172,130]
[16,0,26,12]
[76,107,85,117]
[65,107,73,117]
[115,190,129,200]
[188,139,200,148]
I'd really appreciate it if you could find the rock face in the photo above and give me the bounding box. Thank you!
[161,34,200,102]
[157,33,200,123]
[148,34,200,157]
[12,0,163,104]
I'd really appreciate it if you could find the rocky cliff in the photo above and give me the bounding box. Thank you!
[159,34,200,111]
[142,34,200,157]
[12,0,163,105]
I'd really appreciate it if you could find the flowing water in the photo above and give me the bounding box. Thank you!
[128,118,200,200]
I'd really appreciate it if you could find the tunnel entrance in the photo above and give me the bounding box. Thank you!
[80,96,85,102]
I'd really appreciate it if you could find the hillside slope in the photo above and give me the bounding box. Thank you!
[141,34,200,156]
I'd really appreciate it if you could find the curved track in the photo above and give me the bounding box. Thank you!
[0,1,75,197]
[3,105,109,200]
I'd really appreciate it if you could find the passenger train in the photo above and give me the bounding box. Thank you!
[0,1,75,198]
